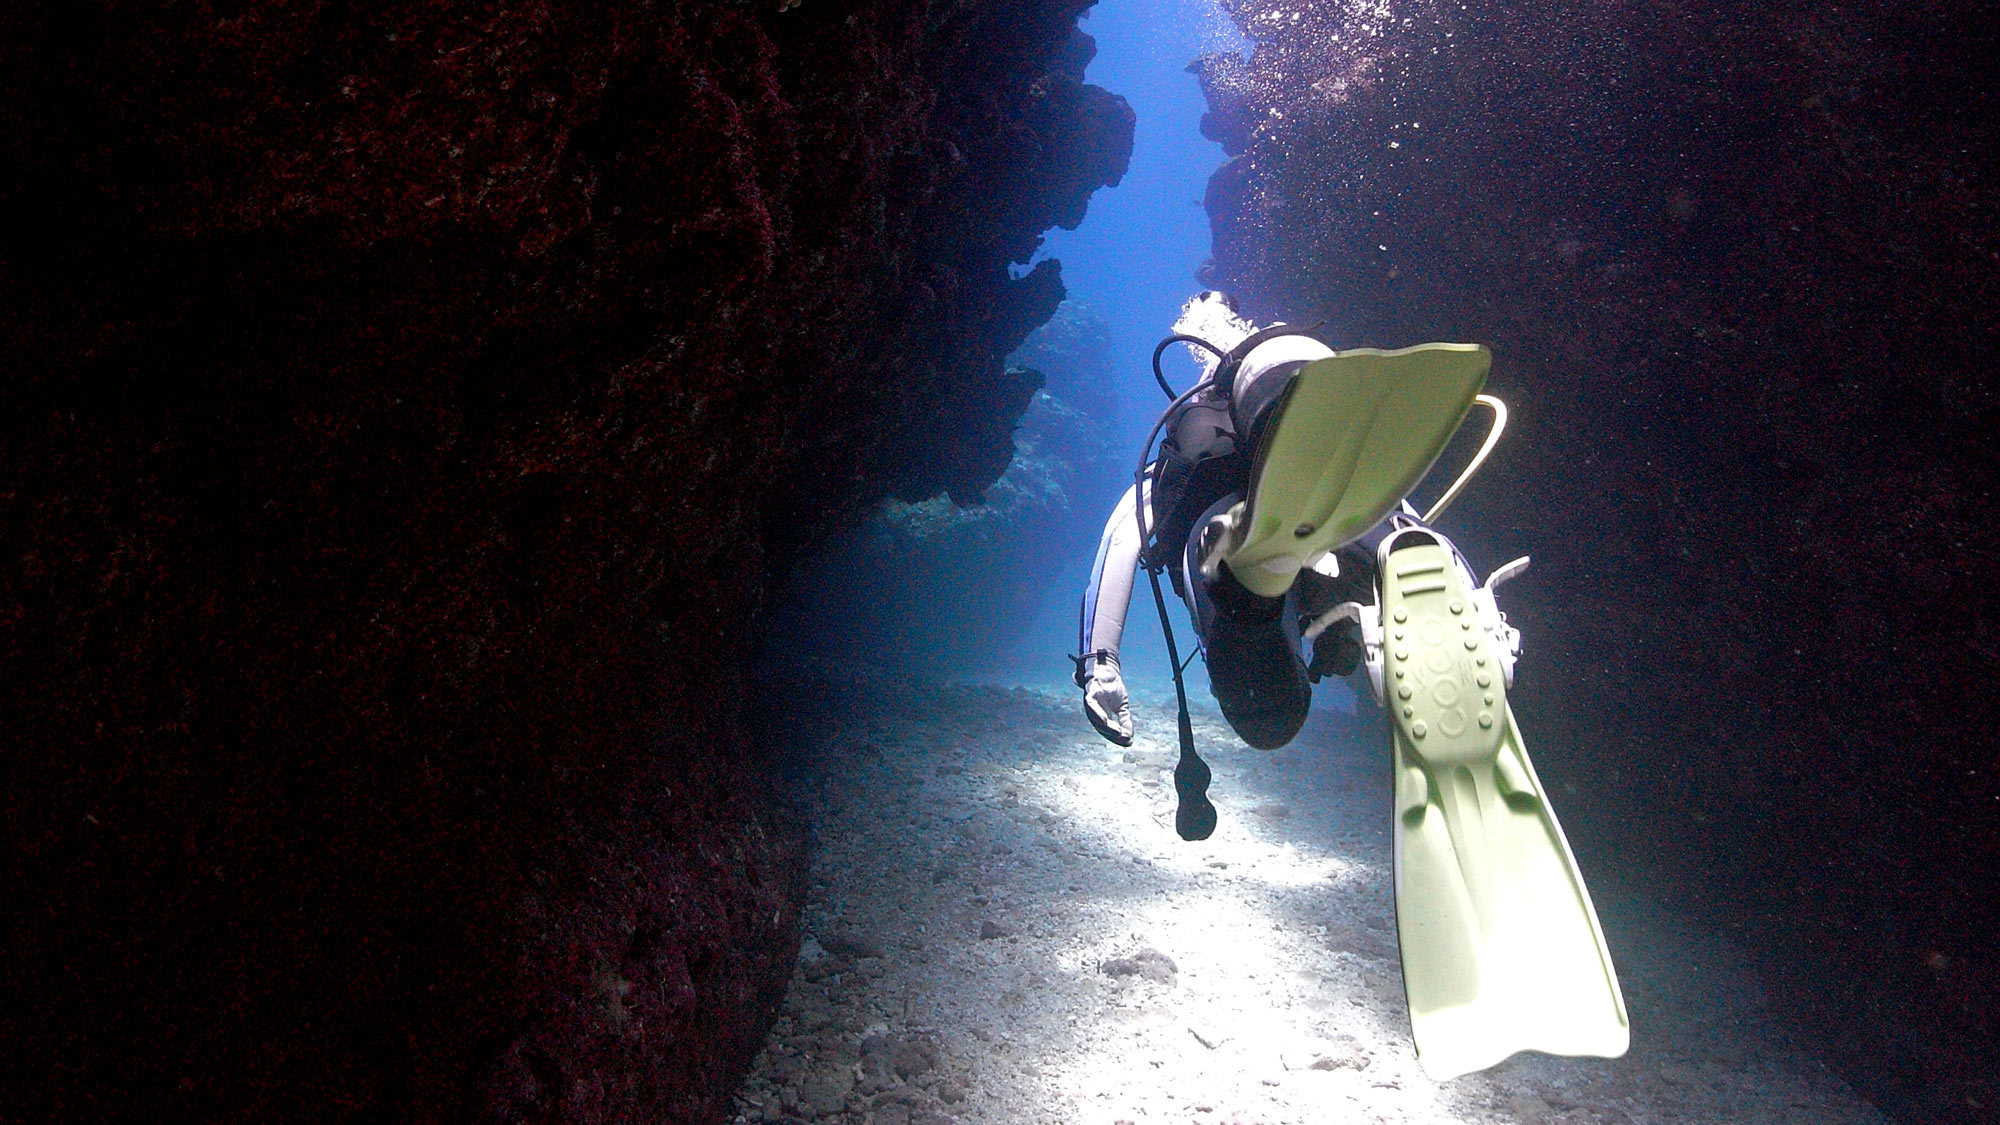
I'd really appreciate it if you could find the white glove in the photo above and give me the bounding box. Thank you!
[1082,659,1135,746]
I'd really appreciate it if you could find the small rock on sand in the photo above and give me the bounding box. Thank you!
[1102,948,1177,982]
[821,931,887,960]
[1283,1035,1370,1072]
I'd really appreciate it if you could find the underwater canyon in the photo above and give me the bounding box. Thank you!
[1,1,1994,1123]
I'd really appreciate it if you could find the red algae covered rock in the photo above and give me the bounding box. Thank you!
[0,1,1130,1120]
[1192,1,1997,1120]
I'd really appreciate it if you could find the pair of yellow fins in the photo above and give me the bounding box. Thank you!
[1206,342,1630,1080]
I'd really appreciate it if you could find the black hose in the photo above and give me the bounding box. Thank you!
[1131,334,1229,842]
[1124,324,1333,842]
[1151,334,1227,399]
[1146,563,1216,841]
[1132,379,1207,559]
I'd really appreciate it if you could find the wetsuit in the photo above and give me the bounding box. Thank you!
[1076,333,1379,750]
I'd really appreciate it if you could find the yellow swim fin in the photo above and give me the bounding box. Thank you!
[1211,344,1490,598]
[1377,540,1629,1080]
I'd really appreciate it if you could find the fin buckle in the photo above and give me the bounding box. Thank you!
[1472,555,1530,689]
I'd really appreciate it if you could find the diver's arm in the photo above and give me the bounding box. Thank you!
[1075,481,1148,745]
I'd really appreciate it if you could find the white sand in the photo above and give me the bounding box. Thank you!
[735,677,1887,1125]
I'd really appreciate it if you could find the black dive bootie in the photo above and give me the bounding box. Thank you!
[1201,566,1312,750]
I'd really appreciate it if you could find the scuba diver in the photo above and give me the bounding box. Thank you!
[1071,293,1629,1080]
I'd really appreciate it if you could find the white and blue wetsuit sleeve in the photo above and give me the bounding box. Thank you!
[1076,480,1150,682]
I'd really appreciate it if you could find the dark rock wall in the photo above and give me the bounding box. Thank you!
[0,2,1129,1120]
[770,300,1128,675]
[1191,2,1997,1120]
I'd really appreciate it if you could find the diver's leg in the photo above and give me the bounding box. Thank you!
[1208,345,1492,598]
[1293,543,1373,680]
[1183,496,1310,750]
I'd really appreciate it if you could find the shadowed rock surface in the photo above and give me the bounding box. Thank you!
[0,2,1130,1120]
[1190,2,1997,1121]
[771,300,1128,674]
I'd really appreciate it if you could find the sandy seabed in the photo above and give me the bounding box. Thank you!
[734,674,1886,1125]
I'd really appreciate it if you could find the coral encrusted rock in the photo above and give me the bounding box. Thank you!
[771,299,1128,674]
[1191,2,1998,1122]
[0,1,1130,1120]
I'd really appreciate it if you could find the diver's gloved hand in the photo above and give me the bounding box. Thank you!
[1082,659,1135,746]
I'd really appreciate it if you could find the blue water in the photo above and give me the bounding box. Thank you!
[988,0,1242,697]
[1037,0,1246,450]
